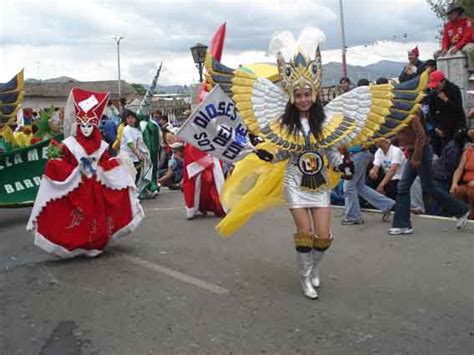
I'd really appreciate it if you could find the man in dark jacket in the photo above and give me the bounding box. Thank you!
[399,47,424,83]
[426,70,466,155]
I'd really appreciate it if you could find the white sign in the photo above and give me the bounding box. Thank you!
[177,85,254,163]
[78,95,98,113]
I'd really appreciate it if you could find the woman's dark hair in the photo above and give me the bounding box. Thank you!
[339,77,351,84]
[357,78,370,87]
[123,109,139,127]
[423,59,437,71]
[280,100,325,140]
[376,77,389,85]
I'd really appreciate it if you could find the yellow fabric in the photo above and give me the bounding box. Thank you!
[112,123,124,152]
[0,125,18,147]
[216,144,286,237]
[13,131,32,148]
[216,143,341,237]
[326,164,340,189]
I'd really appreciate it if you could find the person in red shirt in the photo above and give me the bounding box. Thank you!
[436,3,474,74]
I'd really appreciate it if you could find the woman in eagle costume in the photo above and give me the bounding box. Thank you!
[201,27,427,299]
[27,88,144,258]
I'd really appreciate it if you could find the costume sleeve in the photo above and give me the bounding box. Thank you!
[456,18,473,50]
[442,23,450,50]
[44,145,78,182]
[98,149,120,171]
[325,148,343,168]
[373,149,382,167]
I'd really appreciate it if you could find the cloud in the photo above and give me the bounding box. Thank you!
[1,0,441,85]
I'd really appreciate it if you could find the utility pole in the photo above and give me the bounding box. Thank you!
[113,36,124,99]
[339,0,348,78]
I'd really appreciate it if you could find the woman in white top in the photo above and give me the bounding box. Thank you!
[120,111,145,183]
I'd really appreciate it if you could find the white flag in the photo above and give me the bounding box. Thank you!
[177,85,254,163]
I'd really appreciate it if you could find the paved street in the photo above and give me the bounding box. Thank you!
[1,190,473,354]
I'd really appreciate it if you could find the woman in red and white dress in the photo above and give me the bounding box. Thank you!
[27,88,144,258]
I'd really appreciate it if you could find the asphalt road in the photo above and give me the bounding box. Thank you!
[1,190,473,355]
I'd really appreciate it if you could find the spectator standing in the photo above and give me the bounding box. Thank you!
[120,110,145,183]
[388,112,470,235]
[342,79,396,225]
[426,70,466,155]
[399,47,424,83]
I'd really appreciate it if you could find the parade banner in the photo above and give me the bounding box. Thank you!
[177,85,254,163]
[0,140,51,207]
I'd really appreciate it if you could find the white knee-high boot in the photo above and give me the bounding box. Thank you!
[311,235,333,289]
[295,232,318,299]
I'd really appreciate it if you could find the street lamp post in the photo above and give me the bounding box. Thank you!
[338,0,348,78]
[113,35,124,99]
[190,43,208,83]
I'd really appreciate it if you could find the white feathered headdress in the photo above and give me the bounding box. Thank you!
[269,27,326,103]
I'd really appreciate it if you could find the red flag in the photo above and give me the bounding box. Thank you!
[209,22,226,62]
[197,23,227,104]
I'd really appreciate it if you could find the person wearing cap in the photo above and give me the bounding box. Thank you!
[426,70,466,155]
[399,47,424,83]
[437,2,474,75]
[158,141,184,189]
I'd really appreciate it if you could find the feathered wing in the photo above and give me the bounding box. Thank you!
[320,71,429,149]
[205,54,313,152]
[206,54,428,151]
[0,70,24,124]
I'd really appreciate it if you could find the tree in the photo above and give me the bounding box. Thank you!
[427,0,474,20]
[131,83,146,96]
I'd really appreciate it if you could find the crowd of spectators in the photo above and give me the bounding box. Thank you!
[331,5,474,231]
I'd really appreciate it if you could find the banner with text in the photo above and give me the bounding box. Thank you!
[0,140,51,207]
[177,85,254,163]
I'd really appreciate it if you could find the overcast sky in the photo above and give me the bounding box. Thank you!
[0,0,442,85]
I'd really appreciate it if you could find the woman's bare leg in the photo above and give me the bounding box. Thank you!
[289,208,312,234]
[310,207,332,239]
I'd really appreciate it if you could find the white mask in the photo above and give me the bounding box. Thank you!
[80,122,94,137]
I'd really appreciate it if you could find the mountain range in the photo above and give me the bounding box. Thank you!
[26,60,406,93]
